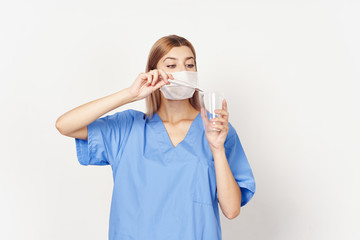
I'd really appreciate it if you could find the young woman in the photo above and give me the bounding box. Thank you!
[56,34,256,240]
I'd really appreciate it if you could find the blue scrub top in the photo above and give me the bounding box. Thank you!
[75,109,256,240]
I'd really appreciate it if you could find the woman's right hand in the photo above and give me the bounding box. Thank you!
[128,69,174,101]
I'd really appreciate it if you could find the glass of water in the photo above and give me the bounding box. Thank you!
[199,91,225,132]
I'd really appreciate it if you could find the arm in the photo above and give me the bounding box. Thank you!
[55,69,173,139]
[212,147,242,219]
[201,99,241,219]
[55,88,136,139]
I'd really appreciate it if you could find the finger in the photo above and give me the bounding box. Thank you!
[139,72,147,80]
[146,73,153,85]
[214,109,229,119]
[160,69,174,80]
[210,117,227,124]
[154,78,167,89]
[152,70,159,86]
[222,98,227,111]
[210,123,225,131]
[214,109,228,117]
[158,69,170,84]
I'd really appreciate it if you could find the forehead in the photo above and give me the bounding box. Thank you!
[161,46,194,61]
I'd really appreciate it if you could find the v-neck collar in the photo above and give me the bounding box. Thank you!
[152,111,202,150]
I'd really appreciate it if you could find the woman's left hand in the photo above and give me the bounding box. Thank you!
[200,99,229,152]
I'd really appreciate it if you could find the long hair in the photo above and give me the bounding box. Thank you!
[144,35,201,119]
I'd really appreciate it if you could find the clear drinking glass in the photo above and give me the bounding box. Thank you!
[199,91,225,132]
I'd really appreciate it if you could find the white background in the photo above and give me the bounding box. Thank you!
[1,0,359,239]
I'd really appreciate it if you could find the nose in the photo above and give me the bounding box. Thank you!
[178,64,186,72]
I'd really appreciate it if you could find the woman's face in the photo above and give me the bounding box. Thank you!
[157,46,197,73]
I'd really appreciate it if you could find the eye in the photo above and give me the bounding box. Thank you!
[167,65,176,68]
[187,64,195,68]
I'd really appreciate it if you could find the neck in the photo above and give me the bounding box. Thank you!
[157,95,198,123]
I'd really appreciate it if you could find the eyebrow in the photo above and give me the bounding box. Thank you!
[163,56,194,62]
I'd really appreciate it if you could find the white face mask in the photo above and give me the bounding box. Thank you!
[159,71,202,100]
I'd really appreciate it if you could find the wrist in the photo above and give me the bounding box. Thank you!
[210,146,225,155]
[124,88,139,102]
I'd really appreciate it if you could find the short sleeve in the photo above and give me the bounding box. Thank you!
[218,122,256,207]
[74,109,135,166]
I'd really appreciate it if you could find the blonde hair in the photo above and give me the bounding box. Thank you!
[144,35,201,119]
